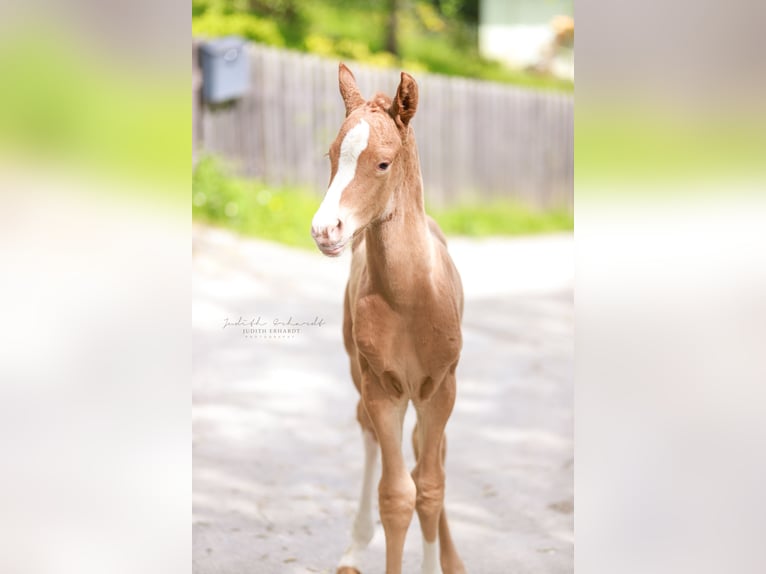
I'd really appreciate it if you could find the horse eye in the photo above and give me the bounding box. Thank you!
[378,162,390,171]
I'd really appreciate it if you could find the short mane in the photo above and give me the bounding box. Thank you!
[368,92,392,112]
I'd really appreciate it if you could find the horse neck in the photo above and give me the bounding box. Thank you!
[364,136,432,305]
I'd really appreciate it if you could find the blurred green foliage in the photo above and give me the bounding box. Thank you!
[0,29,188,192]
[192,0,572,92]
[193,156,321,248]
[192,2,286,46]
[193,156,573,248]
[576,106,766,184]
[431,201,573,235]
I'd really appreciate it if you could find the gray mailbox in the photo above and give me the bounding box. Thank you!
[200,37,250,103]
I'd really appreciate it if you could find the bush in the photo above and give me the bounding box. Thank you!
[192,12,286,46]
[191,0,573,92]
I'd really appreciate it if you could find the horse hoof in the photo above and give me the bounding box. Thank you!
[336,567,361,574]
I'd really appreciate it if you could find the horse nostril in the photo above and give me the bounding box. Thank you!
[327,219,343,242]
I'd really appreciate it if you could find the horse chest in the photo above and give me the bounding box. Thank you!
[353,294,461,398]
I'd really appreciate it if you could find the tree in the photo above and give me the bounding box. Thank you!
[385,0,401,56]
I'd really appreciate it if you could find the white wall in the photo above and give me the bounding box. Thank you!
[479,0,574,79]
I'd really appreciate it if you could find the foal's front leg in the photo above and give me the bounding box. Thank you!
[337,425,378,574]
[361,367,416,574]
[412,373,465,574]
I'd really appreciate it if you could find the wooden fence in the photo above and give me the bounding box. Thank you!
[193,41,573,209]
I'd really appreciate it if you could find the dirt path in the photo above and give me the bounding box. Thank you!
[193,225,573,573]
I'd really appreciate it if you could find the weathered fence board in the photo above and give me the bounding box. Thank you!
[192,41,573,209]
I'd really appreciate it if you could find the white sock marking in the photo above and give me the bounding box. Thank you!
[422,538,440,574]
[312,119,370,232]
[338,429,379,569]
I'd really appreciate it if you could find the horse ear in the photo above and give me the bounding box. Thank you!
[339,62,365,117]
[389,72,418,132]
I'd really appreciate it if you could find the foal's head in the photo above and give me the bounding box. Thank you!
[311,63,419,257]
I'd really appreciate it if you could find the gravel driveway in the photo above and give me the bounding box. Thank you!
[193,225,573,574]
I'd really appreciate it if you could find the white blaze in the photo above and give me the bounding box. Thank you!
[312,119,370,231]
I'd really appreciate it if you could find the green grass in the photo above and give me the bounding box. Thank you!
[430,202,573,236]
[193,156,573,249]
[193,156,321,249]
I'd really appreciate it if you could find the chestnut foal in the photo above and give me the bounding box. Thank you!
[311,64,465,574]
